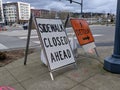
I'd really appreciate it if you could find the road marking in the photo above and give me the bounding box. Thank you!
[0,43,8,49]
[32,41,40,44]
[19,36,38,39]
[18,34,103,46]
[93,34,103,37]
[18,34,103,40]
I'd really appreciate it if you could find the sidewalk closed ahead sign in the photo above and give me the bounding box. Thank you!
[70,19,94,46]
[35,18,75,70]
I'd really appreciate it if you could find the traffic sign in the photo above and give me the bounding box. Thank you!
[24,14,77,80]
[35,18,75,70]
[70,19,94,45]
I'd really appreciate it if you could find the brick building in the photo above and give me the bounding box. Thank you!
[31,9,50,18]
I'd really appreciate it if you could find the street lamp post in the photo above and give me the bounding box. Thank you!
[81,0,83,17]
[104,0,120,73]
[66,0,83,17]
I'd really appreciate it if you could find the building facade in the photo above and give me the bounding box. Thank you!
[3,2,30,25]
[31,9,50,18]
[31,9,41,17]
[0,0,4,24]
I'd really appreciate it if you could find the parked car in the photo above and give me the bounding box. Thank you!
[0,25,7,31]
[23,23,28,30]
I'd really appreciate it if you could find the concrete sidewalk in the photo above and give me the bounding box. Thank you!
[0,46,120,90]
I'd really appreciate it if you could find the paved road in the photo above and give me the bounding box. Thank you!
[0,25,115,50]
[90,25,115,46]
[0,30,39,50]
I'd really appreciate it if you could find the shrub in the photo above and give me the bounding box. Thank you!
[0,52,7,60]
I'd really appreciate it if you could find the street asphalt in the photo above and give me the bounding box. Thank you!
[0,25,115,51]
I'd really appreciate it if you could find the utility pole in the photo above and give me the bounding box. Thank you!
[106,13,110,26]
[104,0,120,73]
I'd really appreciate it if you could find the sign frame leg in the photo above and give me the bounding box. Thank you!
[74,63,78,70]
[94,48,99,57]
[64,13,70,28]
[50,72,54,80]
[24,13,33,65]
[94,48,104,64]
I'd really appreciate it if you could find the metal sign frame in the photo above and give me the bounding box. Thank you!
[24,13,77,80]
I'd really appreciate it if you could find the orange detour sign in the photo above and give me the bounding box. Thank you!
[70,19,94,46]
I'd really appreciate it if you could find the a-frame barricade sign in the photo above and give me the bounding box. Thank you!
[24,14,77,80]
[70,18,99,56]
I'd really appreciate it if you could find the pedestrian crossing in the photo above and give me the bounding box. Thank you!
[18,36,38,39]
[0,33,103,50]
[0,43,8,50]
[18,35,40,44]
[93,34,103,37]
[18,34,103,44]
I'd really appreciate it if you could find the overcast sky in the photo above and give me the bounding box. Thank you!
[3,0,117,14]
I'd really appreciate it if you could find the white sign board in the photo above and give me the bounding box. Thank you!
[40,36,78,66]
[82,42,96,52]
[35,18,75,70]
